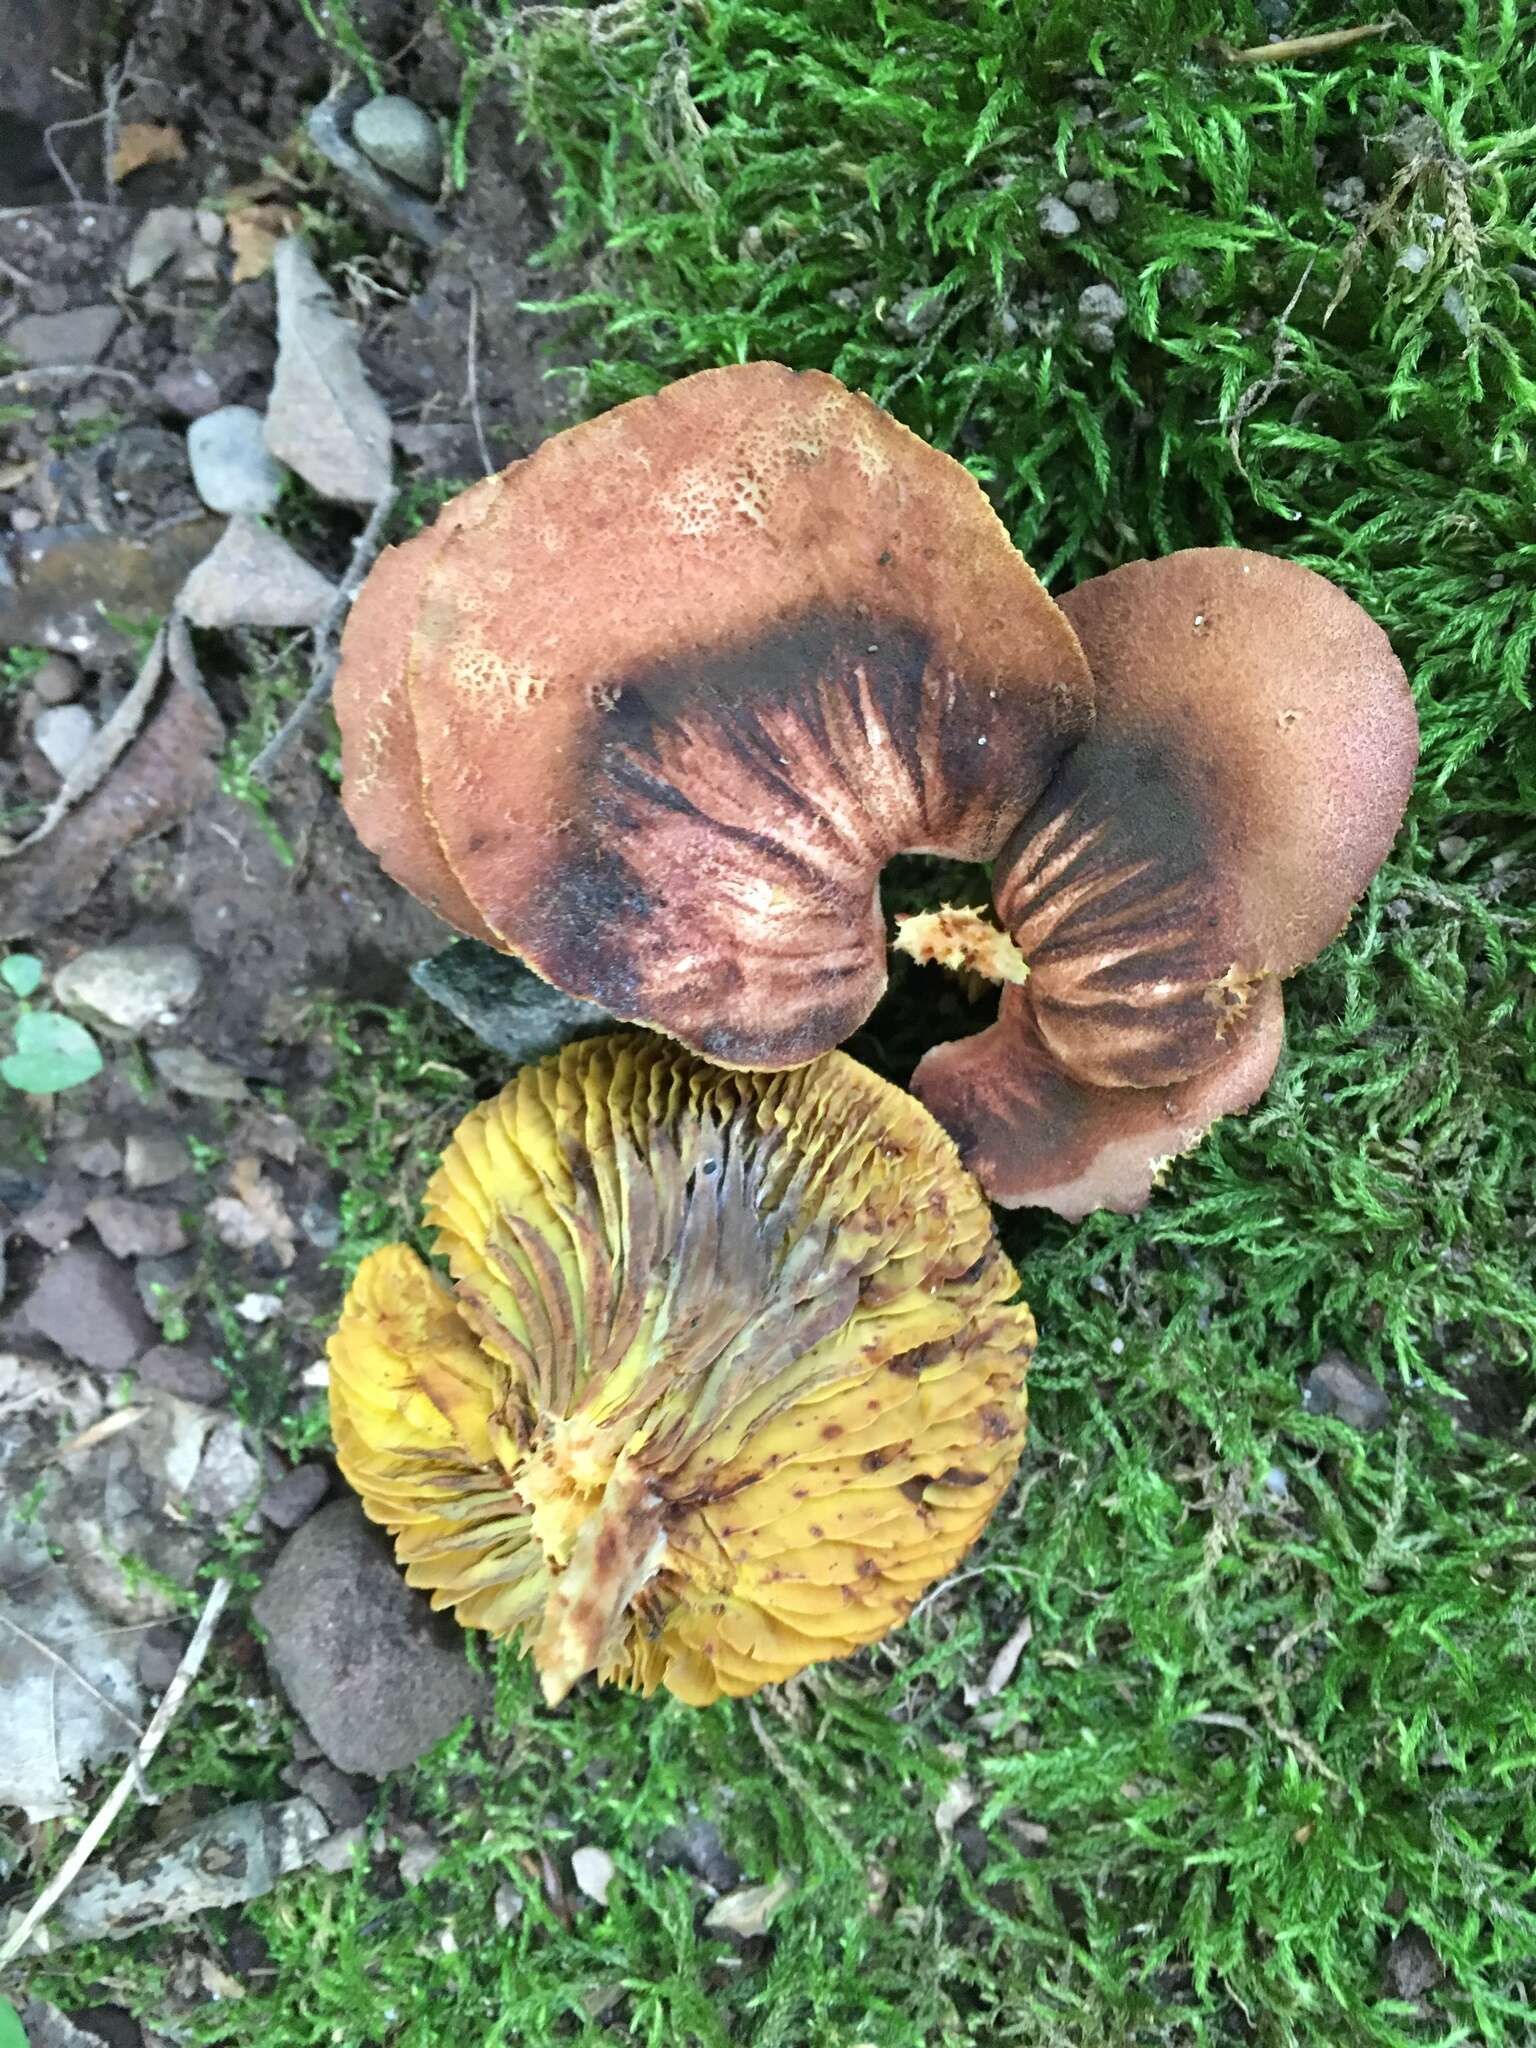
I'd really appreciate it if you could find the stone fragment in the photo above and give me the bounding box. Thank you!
[54,941,203,1034]
[20,1243,154,1371]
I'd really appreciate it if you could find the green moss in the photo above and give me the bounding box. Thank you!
[15,3,1536,2043]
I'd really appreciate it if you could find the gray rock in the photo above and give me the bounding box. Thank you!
[1065,177,1118,225]
[33,702,97,778]
[266,239,393,505]
[178,515,335,629]
[1036,195,1080,238]
[125,206,198,290]
[1303,1354,1391,1434]
[253,1500,490,1776]
[20,1244,154,1371]
[351,95,443,196]
[261,1462,331,1531]
[150,1045,250,1100]
[154,359,223,419]
[4,304,123,367]
[67,1135,123,1178]
[124,1128,193,1191]
[86,1195,190,1259]
[0,516,225,662]
[18,1176,92,1250]
[31,653,83,705]
[189,1418,263,1520]
[134,1250,198,1326]
[1384,1926,1443,2001]
[136,1622,186,1694]
[186,406,286,517]
[135,1344,228,1405]
[292,1758,368,1829]
[653,1819,743,1895]
[1078,282,1127,325]
[54,941,203,1034]
[411,939,612,1064]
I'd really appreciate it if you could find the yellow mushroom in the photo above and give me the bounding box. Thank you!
[328,1032,1034,1706]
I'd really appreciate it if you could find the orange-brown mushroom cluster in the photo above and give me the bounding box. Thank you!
[336,362,1418,1217]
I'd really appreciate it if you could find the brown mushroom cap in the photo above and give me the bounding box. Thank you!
[334,478,502,946]
[993,549,1418,1091]
[913,976,1285,1219]
[335,362,1093,1068]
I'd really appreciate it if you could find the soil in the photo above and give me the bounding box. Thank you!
[0,1,578,2025]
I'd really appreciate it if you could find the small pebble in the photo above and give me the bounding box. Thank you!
[31,654,83,706]
[261,1463,331,1531]
[236,1291,284,1324]
[154,359,223,419]
[1078,282,1127,325]
[33,702,97,780]
[54,941,203,1035]
[187,406,286,518]
[124,1129,194,1191]
[351,94,443,196]
[1036,195,1080,238]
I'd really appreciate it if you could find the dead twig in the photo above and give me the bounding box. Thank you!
[1213,256,1314,474]
[1217,19,1397,64]
[467,282,495,479]
[0,1575,231,1969]
[247,487,398,783]
[0,365,149,394]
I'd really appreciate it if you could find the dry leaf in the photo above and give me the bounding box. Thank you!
[227,204,302,284]
[704,1872,797,1939]
[266,237,393,503]
[111,122,187,182]
[933,1778,978,1841]
[207,1155,297,1268]
[961,1614,1033,1707]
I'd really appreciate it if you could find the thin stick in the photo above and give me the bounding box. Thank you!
[247,488,397,782]
[467,283,495,479]
[0,1575,231,1969]
[1219,20,1395,64]
[0,366,148,393]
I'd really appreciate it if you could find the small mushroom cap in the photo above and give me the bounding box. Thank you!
[995,549,1417,1090]
[912,975,1284,1218]
[328,1032,1034,1705]
[335,362,1092,1067]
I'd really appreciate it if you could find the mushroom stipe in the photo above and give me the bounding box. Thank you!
[336,361,1418,1218]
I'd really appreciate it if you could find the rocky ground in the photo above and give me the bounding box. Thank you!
[0,0,601,2032]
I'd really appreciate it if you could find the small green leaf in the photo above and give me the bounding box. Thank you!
[0,952,43,998]
[1,1008,103,1094]
[0,1994,28,2048]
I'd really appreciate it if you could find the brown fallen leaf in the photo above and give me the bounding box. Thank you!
[0,668,223,940]
[112,123,188,182]
[227,204,303,284]
[207,1156,297,1268]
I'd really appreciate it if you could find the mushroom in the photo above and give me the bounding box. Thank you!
[911,550,1418,1214]
[336,367,1417,1217]
[327,1032,1034,1706]
[335,361,1093,1068]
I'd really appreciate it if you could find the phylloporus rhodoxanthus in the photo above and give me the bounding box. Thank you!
[328,1034,1033,1706]
[335,362,1418,1217]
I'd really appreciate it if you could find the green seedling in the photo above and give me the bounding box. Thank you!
[0,954,102,1095]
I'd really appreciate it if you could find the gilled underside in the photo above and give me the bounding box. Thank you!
[328,1034,1035,1705]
